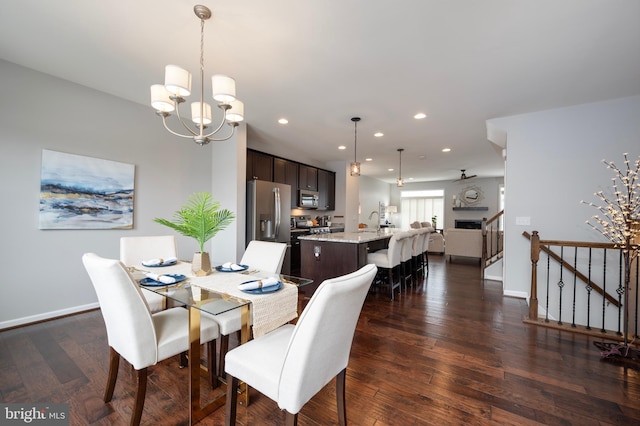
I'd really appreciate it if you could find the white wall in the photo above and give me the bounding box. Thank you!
[389,177,504,230]
[359,176,391,228]
[488,95,640,299]
[0,60,215,328]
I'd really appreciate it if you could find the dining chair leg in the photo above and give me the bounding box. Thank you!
[219,334,229,378]
[131,368,148,426]
[225,374,239,426]
[387,268,394,301]
[179,351,188,368]
[207,340,218,389]
[336,368,347,426]
[104,347,120,403]
[285,411,298,426]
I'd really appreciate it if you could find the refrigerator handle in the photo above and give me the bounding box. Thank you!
[273,187,281,240]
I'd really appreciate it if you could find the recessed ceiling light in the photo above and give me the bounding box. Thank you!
[419,155,426,159]
[414,113,427,119]
[374,132,384,137]
[338,145,346,150]
[278,118,289,124]
[388,168,394,172]
[442,148,451,152]
[365,158,373,162]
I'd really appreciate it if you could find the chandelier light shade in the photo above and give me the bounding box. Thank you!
[350,117,361,176]
[397,148,404,187]
[150,5,244,146]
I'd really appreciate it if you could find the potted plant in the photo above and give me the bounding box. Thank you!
[154,192,235,276]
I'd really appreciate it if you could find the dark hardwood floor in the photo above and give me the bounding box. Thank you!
[2,255,639,425]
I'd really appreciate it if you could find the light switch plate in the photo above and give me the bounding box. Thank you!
[515,216,531,226]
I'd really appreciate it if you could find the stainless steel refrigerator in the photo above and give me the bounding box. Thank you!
[246,180,291,274]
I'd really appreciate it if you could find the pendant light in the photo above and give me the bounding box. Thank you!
[350,117,361,176]
[396,148,404,187]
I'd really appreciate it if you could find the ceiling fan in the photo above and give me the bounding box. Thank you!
[453,169,477,182]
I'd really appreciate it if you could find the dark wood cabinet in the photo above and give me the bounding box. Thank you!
[246,150,273,181]
[274,157,299,208]
[317,169,335,210]
[246,149,334,210]
[298,165,318,191]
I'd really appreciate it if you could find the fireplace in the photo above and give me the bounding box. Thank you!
[455,219,482,229]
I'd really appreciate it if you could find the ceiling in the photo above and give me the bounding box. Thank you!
[1,0,639,183]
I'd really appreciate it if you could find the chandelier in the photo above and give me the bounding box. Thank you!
[350,117,361,176]
[150,5,244,146]
[396,148,404,187]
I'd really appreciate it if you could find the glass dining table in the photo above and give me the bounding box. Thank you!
[129,262,312,424]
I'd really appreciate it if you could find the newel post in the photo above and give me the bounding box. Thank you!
[529,230,540,320]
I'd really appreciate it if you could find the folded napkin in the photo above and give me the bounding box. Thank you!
[144,272,176,284]
[222,262,245,271]
[238,277,279,291]
[142,257,178,267]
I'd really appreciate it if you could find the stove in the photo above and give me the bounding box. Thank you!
[309,226,331,234]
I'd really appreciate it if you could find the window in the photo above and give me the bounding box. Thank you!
[400,189,444,229]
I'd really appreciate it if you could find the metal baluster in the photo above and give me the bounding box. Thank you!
[615,249,624,336]
[557,246,564,326]
[585,248,593,330]
[571,247,578,328]
[545,245,551,323]
[601,248,607,333]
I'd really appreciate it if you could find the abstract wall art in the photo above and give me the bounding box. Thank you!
[39,149,135,229]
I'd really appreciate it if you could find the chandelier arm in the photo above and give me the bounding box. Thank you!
[204,123,238,142]
[202,105,231,137]
[161,114,198,139]
[172,102,200,137]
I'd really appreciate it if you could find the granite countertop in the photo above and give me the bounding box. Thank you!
[298,228,397,243]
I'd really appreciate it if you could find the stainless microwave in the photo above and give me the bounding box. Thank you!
[298,189,319,209]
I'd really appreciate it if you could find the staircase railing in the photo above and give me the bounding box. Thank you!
[524,230,639,344]
[481,210,504,276]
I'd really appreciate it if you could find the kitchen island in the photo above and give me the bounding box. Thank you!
[299,229,397,295]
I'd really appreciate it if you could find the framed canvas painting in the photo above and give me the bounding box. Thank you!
[39,149,135,229]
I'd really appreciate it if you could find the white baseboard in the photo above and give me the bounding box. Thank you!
[503,289,528,300]
[484,274,503,282]
[0,302,100,330]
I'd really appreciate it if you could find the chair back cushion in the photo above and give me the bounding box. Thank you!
[240,240,287,273]
[387,232,403,266]
[277,264,377,413]
[120,235,177,265]
[82,253,158,368]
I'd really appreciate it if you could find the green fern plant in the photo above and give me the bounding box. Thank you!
[154,192,235,253]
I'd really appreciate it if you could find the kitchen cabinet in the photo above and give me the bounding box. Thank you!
[246,150,273,181]
[298,164,318,191]
[274,157,299,208]
[317,169,335,210]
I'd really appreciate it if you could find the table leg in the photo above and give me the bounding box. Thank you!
[239,305,251,406]
[188,306,225,424]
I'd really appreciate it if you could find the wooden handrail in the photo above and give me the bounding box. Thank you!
[523,231,620,312]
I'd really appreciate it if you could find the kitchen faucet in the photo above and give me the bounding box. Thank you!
[368,210,380,231]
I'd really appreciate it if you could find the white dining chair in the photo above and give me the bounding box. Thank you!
[82,253,220,426]
[224,264,377,426]
[239,240,287,273]
[399,231,415,290]
[210,240,288,376]
[120,235,178,313]
[367,232,403,300]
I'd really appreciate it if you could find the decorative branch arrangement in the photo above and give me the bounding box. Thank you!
[582,153,640,254]
[582,153,640,360]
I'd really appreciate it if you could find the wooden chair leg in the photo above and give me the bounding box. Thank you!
[219,334,229,377]
[207,340,218,389]
[225,373,239,426]
[131,368,147,426]
[387,268,394,300]
[104,347,120,402]
[179,351,188,368]
[285,411,298,426]
[336,368,347,426]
